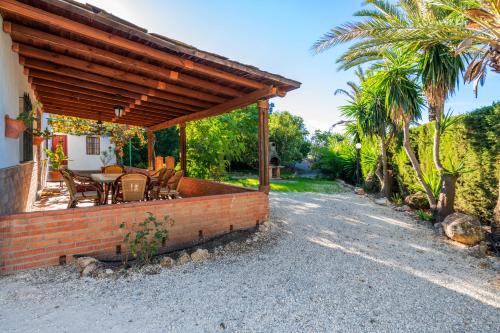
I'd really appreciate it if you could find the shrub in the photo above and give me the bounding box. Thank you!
[415,209,434,222]
[392,103,499,222]
[120,212,174,265]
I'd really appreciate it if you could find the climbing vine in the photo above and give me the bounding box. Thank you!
[48,115,146,158]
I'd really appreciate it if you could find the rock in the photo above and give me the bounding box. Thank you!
[76,257,98,272]
[191,249,210,262]
[354,187,366,195]
[159,257,175,268]
[395,205,411,212]
[404,192,430,209]
[478,241,488,257]
[177,252,191,265]
[95,268,114,279]
[433,222,444,236]
[442,212,484,246]
[374,197,389,205]
[81,263,98,277]
[142,265,161,275]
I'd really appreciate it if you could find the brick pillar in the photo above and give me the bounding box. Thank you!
[179,123,187,175]
[257,99,269,194]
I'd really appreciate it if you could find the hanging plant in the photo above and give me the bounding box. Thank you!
[4,115,26,139]
[32,128,53,145]
[6,94,43,139]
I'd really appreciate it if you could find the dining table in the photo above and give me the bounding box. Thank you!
[90,173,123,204]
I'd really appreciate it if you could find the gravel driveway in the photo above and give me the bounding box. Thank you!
[1,191,499,332]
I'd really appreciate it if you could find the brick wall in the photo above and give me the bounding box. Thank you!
[179,178,249,197]
[0,180,268,274]
[0,161,38,216]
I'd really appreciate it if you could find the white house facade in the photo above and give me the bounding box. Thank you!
[47,132,116,171]
[0,14,39,215]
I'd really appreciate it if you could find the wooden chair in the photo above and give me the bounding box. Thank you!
[113,173,149,203]
[150,168,175,199]
[102,164,124,174]
[158,170,183,199]
[60,168,102,208]
[165,156,175,170]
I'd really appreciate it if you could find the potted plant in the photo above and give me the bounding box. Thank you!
[44,144,68,182]
[5,99,42,139]
[4,114,26,139]
[32,128,53,146]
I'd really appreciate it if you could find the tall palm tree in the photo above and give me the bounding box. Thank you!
[312,0,473,218]
[339,79,396,198]
[368,50,437,209]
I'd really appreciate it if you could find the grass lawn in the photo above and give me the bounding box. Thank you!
[224,176,343,193]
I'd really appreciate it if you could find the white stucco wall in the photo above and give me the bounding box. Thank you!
[62,134,116,171]
[0,15,36,169]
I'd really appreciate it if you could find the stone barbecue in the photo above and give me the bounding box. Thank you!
[269,142,284,179]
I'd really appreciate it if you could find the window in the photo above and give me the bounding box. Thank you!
[20,93,33,162]
[86,136,100,155]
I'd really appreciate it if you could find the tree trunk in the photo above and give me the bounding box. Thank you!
[431,92,457,220]
[402,122,437,210]
[437,174,457,221]
[379,137,391,198]
[428,103,437,122]
[494,177,500,225]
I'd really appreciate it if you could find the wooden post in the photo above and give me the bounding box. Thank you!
[179,123,187,174]
[257,99,270,193]
[147,129,154,170]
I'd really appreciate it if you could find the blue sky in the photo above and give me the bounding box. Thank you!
[89,0,499,133]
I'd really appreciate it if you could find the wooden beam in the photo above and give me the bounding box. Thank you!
[149,86,278,131]
[257,99,270,194]
[0,0,266,89]
[6,22,245,98]
[32,79,134,104]
[15,43,228,103]
[26,65,215,108]
[147,130,154,170]
[44,108,149,126]
[28,69,140,99]
[39,98,169,122]
[179,123,187,174]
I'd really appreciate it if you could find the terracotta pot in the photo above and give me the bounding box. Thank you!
[33,135,44,145]
[48,170,62,182]
[4,115,26,139]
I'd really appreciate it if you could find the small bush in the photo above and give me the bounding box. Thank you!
[415,209,434,222]
[120,212,174,265]
[391,193,404,206]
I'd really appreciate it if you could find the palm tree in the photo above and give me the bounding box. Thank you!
[312,0,474,218]
[339,78,396,198]
[368,50,437,209]
[429,0,500,94]
[312,0,498,94]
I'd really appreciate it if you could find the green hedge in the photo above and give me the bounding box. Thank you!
[390,103,499,222]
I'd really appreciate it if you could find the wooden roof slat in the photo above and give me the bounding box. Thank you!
[36,88,187,119]
[44,108,152,126]
[0,0,269,89]
[33,83,195,116]
[40,100,166,123]
[31,79,134,104]
[5,22,246,98]
[15,43,229,103]
[22,58,226,107]
[28,69,213,109]
[39,96,171,122]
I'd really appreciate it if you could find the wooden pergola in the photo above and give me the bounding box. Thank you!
[0,0,300,192]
